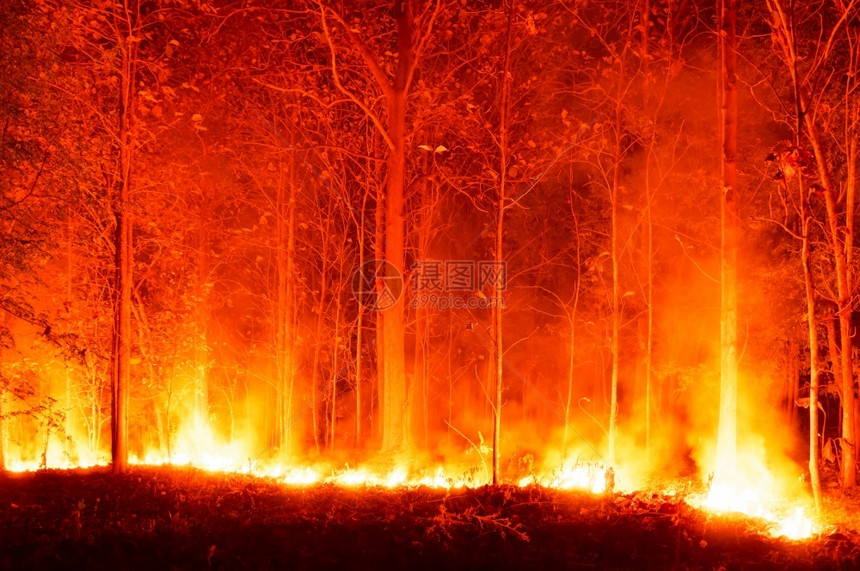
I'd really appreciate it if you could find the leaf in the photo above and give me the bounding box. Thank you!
[525,13,537,35]
[418,144,433,151]
[434,145,448,153]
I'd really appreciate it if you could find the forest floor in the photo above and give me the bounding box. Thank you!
[1,466,860,570]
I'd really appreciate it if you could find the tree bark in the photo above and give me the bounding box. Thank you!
[65,214,74,459]
[379,0,413,453]
[808,117,856,488]
[355,191,368,447]
[275,153,297,456]
[194,224,210,437]
[608,102,622,467]
[849,89,859,481]
[802,188,823,512]
[491,0,515,485]
[0,375,5,471]
[373,160,385,443]
[714,0,739,483]
[413,161,434,447]
[563,192,583,456]
[637,0,655,462]
[329,297,341,450]
[310,222,330,453]
[847,54,859,462]
[285,153,298,453]
[111,13,137,474]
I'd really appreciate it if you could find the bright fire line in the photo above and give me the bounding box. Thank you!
[5,453,816,540]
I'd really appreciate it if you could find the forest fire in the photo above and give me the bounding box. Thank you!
[3,0,860,567]
[698,478,816,540]
[5,429,818,541]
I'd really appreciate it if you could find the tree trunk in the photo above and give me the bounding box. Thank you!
[810,122,856,488]
[275,165,287,451]
[491,0,515,485]
[65,215,74,459]
[714,0,739,484]
[194,224,210,437]
[0,378,5,471]
[608,101,622,467]
[111,24,137,475]
[414,299,427,445]
[563,314,576,455]
[645,191,653,458]
[826,309,842,401]
[492,203,504,484]
[801,185,823,512]
[285,154,298,453]
[447,328,454,448]
[329,297,341,450]
[844,30,858,490]
[310,224,330,453]
[379,0,413,453]
[413,159,436,447]
[153,399,166,458]
[563,201,583,456]
[355,192,368,448]
[275,154,297,456]
[373,173,385,443]
[637,0,654,462]
[786,337,800,425]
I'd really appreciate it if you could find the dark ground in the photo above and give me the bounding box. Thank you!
[1,467,859,570]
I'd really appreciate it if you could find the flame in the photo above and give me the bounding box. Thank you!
[542,463,607,494]
[0,409,817,542]
[694,480,816,540]
[6,456,106,473]
[4,444,817,540]
[774,507,814,540]
[281,466,321,485]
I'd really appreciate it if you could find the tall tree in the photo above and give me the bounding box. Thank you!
[317,0,441,452]
[767,0,859,488]
[714,0,739,485]
[799,158,824,511]
[489,0,516,485]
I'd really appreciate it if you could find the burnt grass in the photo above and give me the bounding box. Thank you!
[1,467,858,570]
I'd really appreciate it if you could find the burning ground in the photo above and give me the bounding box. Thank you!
[2,467,859,570]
